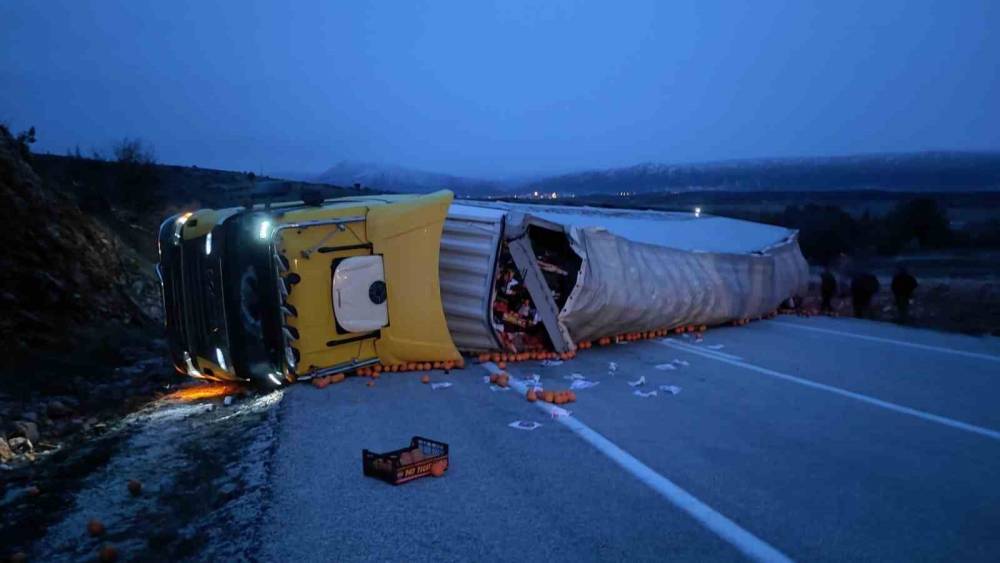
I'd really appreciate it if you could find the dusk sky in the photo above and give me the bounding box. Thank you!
[2,0,998,178]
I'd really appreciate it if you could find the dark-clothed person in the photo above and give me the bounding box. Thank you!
[850,273,880,318]
[891,267,918,323]
[820,270,837,313]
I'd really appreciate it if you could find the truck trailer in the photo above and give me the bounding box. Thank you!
[156,190,808,388]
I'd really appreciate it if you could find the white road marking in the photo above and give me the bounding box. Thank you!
[481,362,794,563]
[666,339,744,361]
[659,340,1000,442]
[771,321,1000,363]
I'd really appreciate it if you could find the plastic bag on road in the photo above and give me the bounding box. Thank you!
[654,363,677,370]
[628,375,646,387]
[633,390,658,398]
[570,379,600,390]
[541,360,564,367]
[563,373,586,380]
[431,382,453,390]
[508,421,542,431]
[659,385,682,395]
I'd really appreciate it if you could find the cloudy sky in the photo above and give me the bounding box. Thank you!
[1,0,998,178]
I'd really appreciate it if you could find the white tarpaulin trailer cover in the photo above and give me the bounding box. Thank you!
[441,202,809,351]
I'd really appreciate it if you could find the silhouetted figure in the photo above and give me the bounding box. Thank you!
[850,273,880,318]
[820,270,837,313]
[891,267,918,323]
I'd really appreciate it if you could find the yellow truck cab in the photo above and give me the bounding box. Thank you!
[156,190,461,388]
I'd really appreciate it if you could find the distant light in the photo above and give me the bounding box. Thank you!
[258,220,272,240]
[533,191,539,197]
[215,347,228,371]
[267,373,283,386]
[694,207,702,217]
[204,232,213,255]
[551,192,558,199]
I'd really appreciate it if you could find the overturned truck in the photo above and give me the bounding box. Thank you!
[157,190,807,387]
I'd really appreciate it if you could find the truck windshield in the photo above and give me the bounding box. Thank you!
[221,212,285,382]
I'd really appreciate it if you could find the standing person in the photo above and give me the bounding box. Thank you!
[850,273,880,318]
[820,269,837,314]
[891,266,918,323]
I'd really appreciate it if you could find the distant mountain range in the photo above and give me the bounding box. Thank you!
[314,161,502,196]
[303,152,1000,195]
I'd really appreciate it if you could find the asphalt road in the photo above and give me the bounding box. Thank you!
[262,316,1000,562]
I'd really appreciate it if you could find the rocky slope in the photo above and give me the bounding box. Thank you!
[0,126,162,357]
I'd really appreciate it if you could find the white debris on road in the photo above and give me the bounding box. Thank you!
[563,373,586,380]
[508,421,542,431]
[654,363,677,370]
[541,360,564,367]
[633,390,658,398]
[706,344,725,350]
[570,379,600,390]
[659,385,682,395]
[430,382,453,390]
[628,376,646,387]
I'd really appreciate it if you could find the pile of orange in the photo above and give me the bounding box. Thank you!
[311,372,346,389]
[476,350,574,364]
[527,388,576,404]
[358,358,465,377]
[488,372,510,388]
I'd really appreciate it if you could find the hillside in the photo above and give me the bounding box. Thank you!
[528,152,1000,195]
[0,128,164,360]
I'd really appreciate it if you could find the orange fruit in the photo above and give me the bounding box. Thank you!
[478,353,489,362]
[497,361,507,369]
[329,373,345,384]
[526,389,537,402]
[430,460,448,477]
[98,544,119,563]
[567,391,577,402]
[127,479,142,497]
[88,518,106,537]
[371,371,380,380]
[543,390,555,403]
[421,374,431,384]
[366,380,375,388]
[489,373,498,384]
